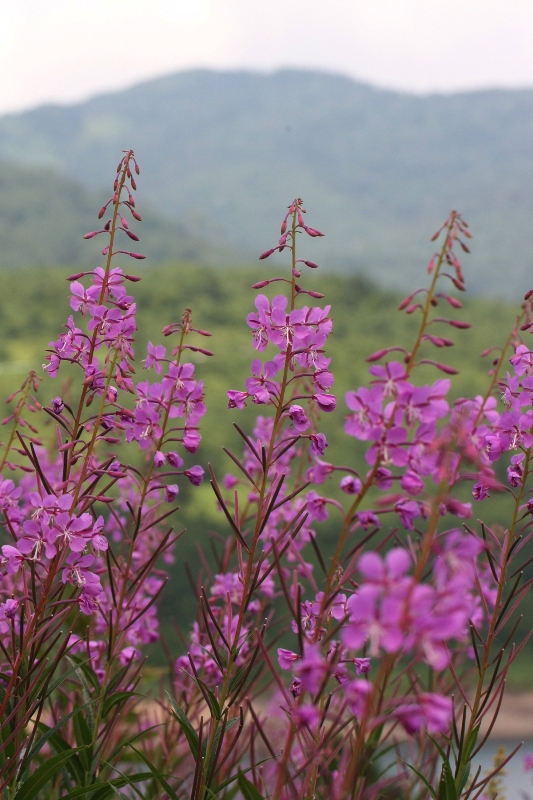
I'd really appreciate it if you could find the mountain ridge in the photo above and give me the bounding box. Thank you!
[0,68,532,297]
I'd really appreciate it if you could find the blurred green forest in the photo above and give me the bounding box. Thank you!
[0,69,533,296]
[0,262,531,680]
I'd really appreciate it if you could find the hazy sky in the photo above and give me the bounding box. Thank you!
[2,0,533,115]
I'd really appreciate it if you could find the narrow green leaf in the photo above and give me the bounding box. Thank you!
[438,762,457,800]
[462,723,480,764]
[237,770,264,800]
[73,708,93,773]
[68,655,101,693]
[15,749,79,800]
[102,691,139,718]
[59,772,153,800]
[128,744,182,800]
[26,705,88,763]
[32,724,85,786]
[166,694,199,757]
[44,657,93,701]
[404,762,437,799]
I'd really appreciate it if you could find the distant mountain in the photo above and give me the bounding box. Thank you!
[0,69,532,297]
[0,160,231,268]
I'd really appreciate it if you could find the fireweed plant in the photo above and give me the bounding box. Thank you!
[0,153,532,799]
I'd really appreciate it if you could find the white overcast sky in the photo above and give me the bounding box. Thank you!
[2,0,533,115]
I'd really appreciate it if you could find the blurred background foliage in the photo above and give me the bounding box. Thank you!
[0,261,530,680]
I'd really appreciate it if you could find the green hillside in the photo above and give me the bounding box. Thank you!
[0,70,532,295]
[0,261,528,653]
[0,160,236,267]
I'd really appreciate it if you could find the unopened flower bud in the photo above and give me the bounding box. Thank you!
[164,484,179,503]
[52,397,64,414]
[252,280,270,288]
[67,272,86,281]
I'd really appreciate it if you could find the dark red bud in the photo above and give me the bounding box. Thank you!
[125,230,140,241]
[98,206,107,219]
[134,163,140,175]
[436,363,458,374]
[398,295,413,310]
[96,495,115,503]
[459,240,470,253]
[304,227,324,237]
[366,349,389,362]
[130,177,137,191]
[83,230,102,239]
[128,252,145,259]
[406,304,421,314]
[130,209,142,221]
[430,298,438,306]
[297,211,305,227]
[252,280,270,288]
[292,269,301,278]
[449,320,471,329]
[259,248,275,260]
[125,274,141,282]
[308,291,325,298]
[302,260,319,269]
[525,290,533,300]
[67,272,86,281]
[438,294,462,308]
[280,220,287,235]
[451,278,466,291]
[195,329,212,337]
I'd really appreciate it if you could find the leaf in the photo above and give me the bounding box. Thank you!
[73,707,93,774]
[438,761,457,800]
[67,655,101,694]
[43,657,94,701]
[15,749,80,800]
[104,663,131,697]
[404,762,437,799]
[166,694,199,757]
[26,704,89,765]
[196,677,222,720]
[58,773,153,800]
[32,724,85,786]
[461,723,480,764]
[102,691,139,718]
[237,770,265,800]
[128,744,182,800]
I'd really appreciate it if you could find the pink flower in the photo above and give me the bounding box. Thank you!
[278,648,300,670]
[288,405,310,432]
[293,644,326,694]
